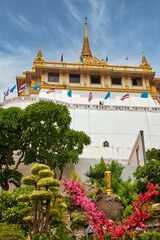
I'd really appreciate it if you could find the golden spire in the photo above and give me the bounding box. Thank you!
[140,52,150,68]
[81,16,92,58]
[34,48,44,62]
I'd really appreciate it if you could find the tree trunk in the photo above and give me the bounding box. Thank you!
[32,201,38,236]
[39,199,44,234]
[13,151,24,170]
[59,168,64,180]
[1,181,9,190]
[44,199,50,234]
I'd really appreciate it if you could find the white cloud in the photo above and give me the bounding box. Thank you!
[63,0,82,25]
[0,47,34,103]
[8,13,33,33]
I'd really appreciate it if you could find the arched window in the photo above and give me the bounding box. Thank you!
[103,140,109,147]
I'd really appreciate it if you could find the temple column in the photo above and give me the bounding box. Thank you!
[104,75,108,88]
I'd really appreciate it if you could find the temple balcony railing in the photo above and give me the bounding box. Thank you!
[41,61,152,73]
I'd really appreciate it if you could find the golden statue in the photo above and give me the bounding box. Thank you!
[104,165,113,195]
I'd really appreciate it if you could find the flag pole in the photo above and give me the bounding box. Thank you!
[128,92,131,108]
[148,94,150,108]
[109,97,111,108]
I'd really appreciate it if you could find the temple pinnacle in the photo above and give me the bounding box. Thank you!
[81,16,92,58]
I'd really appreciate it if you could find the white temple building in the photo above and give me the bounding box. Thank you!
[2,17,160,180]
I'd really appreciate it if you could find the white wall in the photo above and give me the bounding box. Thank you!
[2,93,160,180]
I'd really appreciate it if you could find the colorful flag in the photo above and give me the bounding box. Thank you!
[5,88,9,96]
[61,54,63,62]
[88,91,93,102]
[47,87,56,93]
[104,91,110,100]
[67,89,72,97]
[80,55,83,63]
[32,83,40,90]
[106,56,108,62]
[10,84,16,93]
[120,93,129,101]
[19,83,26,93]
[140,92,148,98]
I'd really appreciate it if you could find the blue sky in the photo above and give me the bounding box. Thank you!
[1,0,160,102]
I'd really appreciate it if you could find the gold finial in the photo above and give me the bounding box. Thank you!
[37,49,42,58]
[34,48,44,62]
[140,51,150,68]
[81,16,92,58]
[104,165,113,195]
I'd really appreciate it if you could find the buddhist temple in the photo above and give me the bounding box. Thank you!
[2,17,160,179]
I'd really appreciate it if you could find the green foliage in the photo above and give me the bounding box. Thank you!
[134,148,160,200]
[0,223,25,240]
[37,177,56,187]
[32,233,48,240]
[39,169,54,178]
[0,190,16,221]
[118,179,137,207]
[85,159,136,207]
[0,107,24,190]
[85,158,107,187]
[135,231,160,239]
[71,211,88,229]
[146,148,160,161]
[18,163,68,238]
[23,101,91,179]
[70,170,81,182]
[104,232,114,239]
[50,224,72,240]
[134,158,160,195]
[30,190,52,200]
[0,186,34,234]
[123,204,134,218]
[0,101,90,190]
[31,164,50,175]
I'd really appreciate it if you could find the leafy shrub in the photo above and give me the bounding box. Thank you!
[135,231,160,239]
[0,223,25,240]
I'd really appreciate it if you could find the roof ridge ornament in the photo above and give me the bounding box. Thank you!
[140,51,151,68]
[34,48,45,62]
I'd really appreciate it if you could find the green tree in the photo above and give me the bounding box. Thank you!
[134,149,160,202]
[22,101,91,179]
[17,163,68,238]
[0,186,33,234]
[134,159,160,194]
[146,148,160,161]
[0,101,90,190]
[0,107,24,190]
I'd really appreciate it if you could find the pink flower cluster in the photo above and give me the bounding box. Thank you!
[62,178,159,240]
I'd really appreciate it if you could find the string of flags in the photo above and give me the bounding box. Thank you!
[67,89,72,97]
[18,83,26,93]
[120,93,129,101]
[2,81,152,103]
[47,87,56,93]
[32,83,40,90]
[10,84,16,93]
[88,91,93,102]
